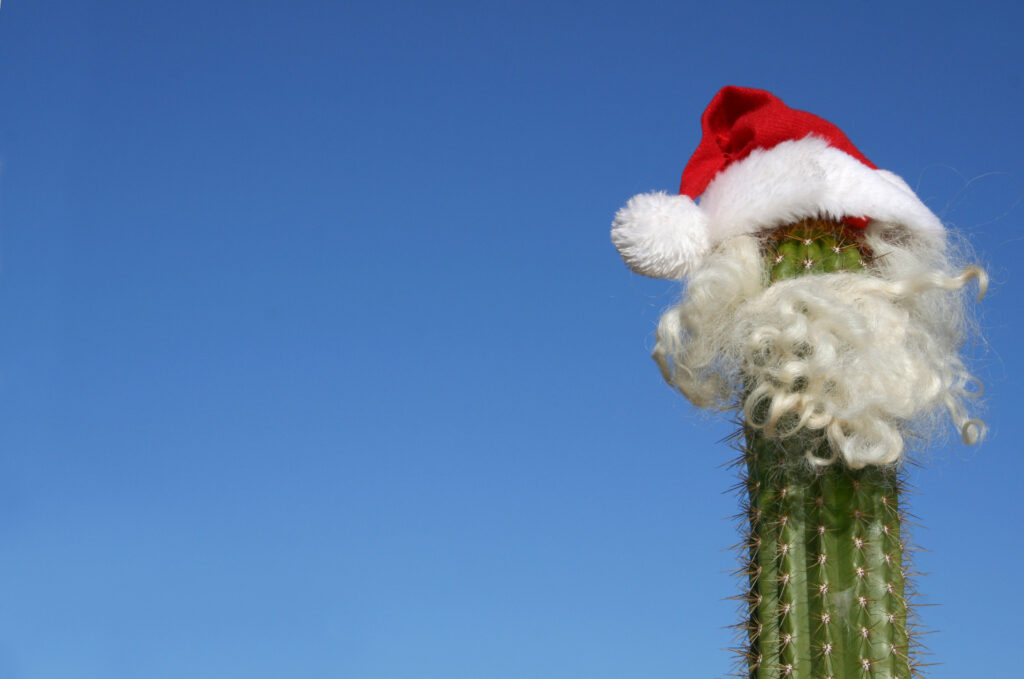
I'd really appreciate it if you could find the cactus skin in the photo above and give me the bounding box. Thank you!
[737,219,915,679]
[766,219,867,281]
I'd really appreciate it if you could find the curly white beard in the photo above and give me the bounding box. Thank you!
[652,225,986,468]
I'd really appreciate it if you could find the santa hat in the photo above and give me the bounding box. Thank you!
[611,86,945,279]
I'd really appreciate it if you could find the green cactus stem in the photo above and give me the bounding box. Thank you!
[737,218,916,679]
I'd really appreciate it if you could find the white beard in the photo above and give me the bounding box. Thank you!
[652,225,985,468]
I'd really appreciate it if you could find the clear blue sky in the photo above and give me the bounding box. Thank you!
[1,1,1021,677]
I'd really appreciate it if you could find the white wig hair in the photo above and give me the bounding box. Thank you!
[652,223,986,468]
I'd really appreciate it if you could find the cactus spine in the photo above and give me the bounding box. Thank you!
[738,219,915,679]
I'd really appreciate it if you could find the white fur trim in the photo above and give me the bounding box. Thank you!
[611,191,710,279]
[700,136,945,245]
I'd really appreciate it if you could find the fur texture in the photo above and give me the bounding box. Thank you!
[702,137,944,244]
[610,191,709,279]
[612,137,945,279]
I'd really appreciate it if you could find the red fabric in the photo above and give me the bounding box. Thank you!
[678,86,877,199]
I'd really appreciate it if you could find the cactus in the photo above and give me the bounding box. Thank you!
[735,218,917,679]
[609,87,985,679]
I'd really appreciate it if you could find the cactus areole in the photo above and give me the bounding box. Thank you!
[612,87,986,678]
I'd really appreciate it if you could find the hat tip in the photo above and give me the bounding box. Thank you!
[611,191,710,279]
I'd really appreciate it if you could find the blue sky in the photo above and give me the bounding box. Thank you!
[1,1,1022,677]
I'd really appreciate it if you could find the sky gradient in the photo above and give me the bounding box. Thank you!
[1,1,1022,677]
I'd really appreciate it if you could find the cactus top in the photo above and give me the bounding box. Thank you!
[611,86,945,280]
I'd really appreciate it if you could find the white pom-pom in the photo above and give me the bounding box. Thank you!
[611,191,710,279]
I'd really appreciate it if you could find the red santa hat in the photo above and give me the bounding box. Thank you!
[611,86,945,279]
